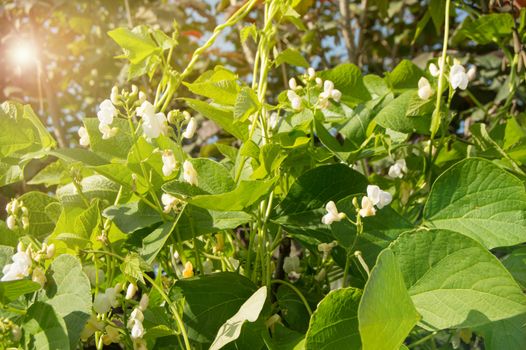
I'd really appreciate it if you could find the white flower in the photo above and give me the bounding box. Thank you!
[102,325,120,345]
[288,77,298,90]
[321,201,346,225]
[307,67,316,79]
[142,112,168,139]
[183,117,197,139]
[417,77,433,100]
[6,215,16,230]
[317,241,337,254]
[287,90,302,111]
[315,77,323,88]
[78,126,90,146]
[139,294,149,311]
[319,80,341,106]
[136,101,155,118]
[126,283,138,300]
[330,89,342,102]
[161,193,179,213]
[97,99,117,126]
[46,243,55,259]
[93,287,119,314]
[283,256,301,274]
[1,250,32,281]
[358,196,376,218]
[128,308,144,328]
[450,63,469,90]
[388,159,408,179]
[138,92,147,104]
[162,150,177,177]
[467,65,477,81]
[429,63,440,77]
[366,185,392,209]
[130,319,144,340]
[183,160,198,186]
[99,124,118,140]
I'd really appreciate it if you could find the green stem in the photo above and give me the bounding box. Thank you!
[270,279,313,316]
[407,331,438,348]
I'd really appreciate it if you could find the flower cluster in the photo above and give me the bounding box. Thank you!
[93,284,122,314]
[421,58,477,101]
[128,293,149,349]
[1,242,54,286]
[286,67,341,112]
[161,193,184,213]
[97,99,119,140]
[388,159,408,179]
[162,149,177,177]
[5,198,28,231]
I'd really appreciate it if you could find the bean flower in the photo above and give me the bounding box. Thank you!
[183,117,197,139]
[449,62,469,90]
[321,201,346,225]
[417,77,433,100]
[366,185,392,209]
[287,90,302,111]
[318,80,342,108]
[162,150,177,177]
[183,261,194,278]
[1,247,32,281]
[183,160,198,186]
[136,100,168,139]
[358,196,376,218]
[78,126,90,146]
[93,286,120,314]
[388,159,408,179]
[97,99,117,126]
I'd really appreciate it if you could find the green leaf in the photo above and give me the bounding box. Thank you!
[187,179,276,211]
[276,285,311,333]
[18,191,58,240]
[174,272,258,344]
[103,201,161,233]
[141,221,176,264]
[184,66,240,105]
[92,163,149,194]
[390,229,526,329]
[503,247,526,287]
[185,158,235,194]
[184,98,249,141]
[459,13,514,45]
[305,287,362,349]
[475,313,526,350]
[386,60,424,93]
[40,254,92,348]
[83,117,134,160]
[234,87,260,121]
[120,252,151,283]
[318,64,371,105]
[23,302,70,350]
[358,249,419,350]
[56,175,120,207]
[275,48,309,68]
[429,0,445,32]
[0,279,40,304]
[108,26,160,64]
[424,158,526,249]
[210,286,267,350]
[375,90,431,134]
[48,148,108,166]
[262,323,305,350]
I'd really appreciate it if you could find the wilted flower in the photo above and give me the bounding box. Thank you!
[317,241,337,254]
[417,77,433,100]
[450,63,469,90]
[366,185,392,209]
[388,159,408,179]
[321,201,345,225]
[80,314,104,341]
[183,117,197,139]
[162,150,177,177]
[78,126,90,146]
[182,261,194,278]
[183,160,198,186]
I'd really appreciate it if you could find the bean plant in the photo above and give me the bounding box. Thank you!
[2,0,526,349]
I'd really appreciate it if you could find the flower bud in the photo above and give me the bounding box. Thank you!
[288,78,297,90]
[138,91,146,104]
[307,67,316,79]
[22,216,29,230]
[46,243,55,259]
[32,267,46,287]
[139,294,149,311]
[126,283,138,300]
[131,84,138,96]
[183,117,197,139]
[110,86,119,105]
[182,261,194,278]
[6,215,17,230]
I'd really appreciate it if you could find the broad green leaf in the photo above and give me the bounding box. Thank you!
[27,160,68,187]
[23,302,69,350]
[276,285,311,333]
[358,249,419,350]
[375,90,431,134]
[275,48,309,68]
[429,0,445,32]
[174,205,252,241]
[423,158,526,249]
[0,160,24,186]
[40,254,92,348]
[18,191,58,240]
[502,247,526,287]
[184,158,235,194]
[386,60,424,92]
[390,229,526,329]
[173,272,258,344]
[234,87,259,121]
[92,163,148,194]
[141,221,176,264]
[251,144,287,179]
[120,252,151,284]
[0,223,19,247]
[305,287,362,350]
[184,98,249,141]
[459,13,514,45]
[184,66,240,105]
[318,64,371,105]
[0,279,40,304]
[108,26,159,64]
[83,117,134,160]
[276,164,368,216]
[475,313,526,350]
[48,148,108,166]
[187,179,275,211]
[103,201,161,233]
[72,200,101,246]
[56,175,120,207]
[262,323,305,350]
[210,286,267,350]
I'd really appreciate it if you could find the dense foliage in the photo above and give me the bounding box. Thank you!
[2,0,526,349]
